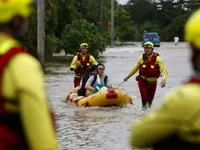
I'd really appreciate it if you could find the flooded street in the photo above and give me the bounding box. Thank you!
[45,42,192,150]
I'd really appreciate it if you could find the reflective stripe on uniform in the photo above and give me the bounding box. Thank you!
[75,74,83,78]
[141,75,157,82]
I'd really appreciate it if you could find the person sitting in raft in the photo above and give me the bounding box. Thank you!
[70,65,97,96]
[85,63,112,96]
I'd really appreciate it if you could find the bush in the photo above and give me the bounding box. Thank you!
[115,10,136,42]
[59,19,107,58]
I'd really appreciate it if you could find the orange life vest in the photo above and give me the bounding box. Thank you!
[186,76,200,83]
[0,47,29,150]
[0,47,56,150]
[139,52,160,78]
[74,53,91,76]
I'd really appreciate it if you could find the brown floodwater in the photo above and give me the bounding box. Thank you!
[45,42,191,150]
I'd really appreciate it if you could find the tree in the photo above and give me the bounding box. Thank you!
[156,0,183,27]
[136,21,160,41]
[23,10,37,58]
[75,0,100,25]
[59,19,107,58]
[56,0,77,38]
[185,0,200,12]
[45,0,59,61]
[166,14,188,41]
[23,0,59,61]
[125,0,157,26]
[115,10,136,42]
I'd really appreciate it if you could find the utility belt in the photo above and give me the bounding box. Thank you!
[136,75,157,83]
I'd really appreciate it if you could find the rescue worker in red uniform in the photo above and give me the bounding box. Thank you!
[124,41,167,109]
[70,43,98,87]
[130,9,200,150]
[0,0,59,149]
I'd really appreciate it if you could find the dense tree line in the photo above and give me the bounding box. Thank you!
[24,0,200,61]
[124,0,200,41]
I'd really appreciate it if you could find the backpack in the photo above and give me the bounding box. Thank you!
[91,74,108,86]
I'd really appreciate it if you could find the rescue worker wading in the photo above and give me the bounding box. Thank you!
[70,43,98,87]
[0,0,59,149]
[124,41,167,109]
[130,9,200,150]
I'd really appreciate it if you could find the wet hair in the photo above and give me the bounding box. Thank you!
[85,65,97,74]
[90,65,97,72]
[97,63,105,69]
[97,63,105,74]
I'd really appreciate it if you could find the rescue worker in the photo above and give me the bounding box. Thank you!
[124,41,167,109]
[129,9,200,150]
[70,43,98,87]
[0,0,59,149]
[85,63,112,96]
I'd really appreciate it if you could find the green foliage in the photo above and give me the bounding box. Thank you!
[135,21,160,41]
[59,19,107,58]
[115,10,136,42]
[186,0,200,12]
[46,34,59,53]
[165,14,187,41]
[45,0,58,34]
[56,0,77,38]
[126,0,157,26]
[23,10,37,57]
[23,0,200,61]
[44,0,59,60]
[124,0,199,41]
[24,0,59,59]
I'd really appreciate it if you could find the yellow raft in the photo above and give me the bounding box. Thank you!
[66,88,132,107]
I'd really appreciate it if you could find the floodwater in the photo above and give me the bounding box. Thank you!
[45,42,192,150]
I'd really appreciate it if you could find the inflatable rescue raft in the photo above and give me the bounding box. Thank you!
[66,88,132,107]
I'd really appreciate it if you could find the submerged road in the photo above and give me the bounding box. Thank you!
[45,42,191,150]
